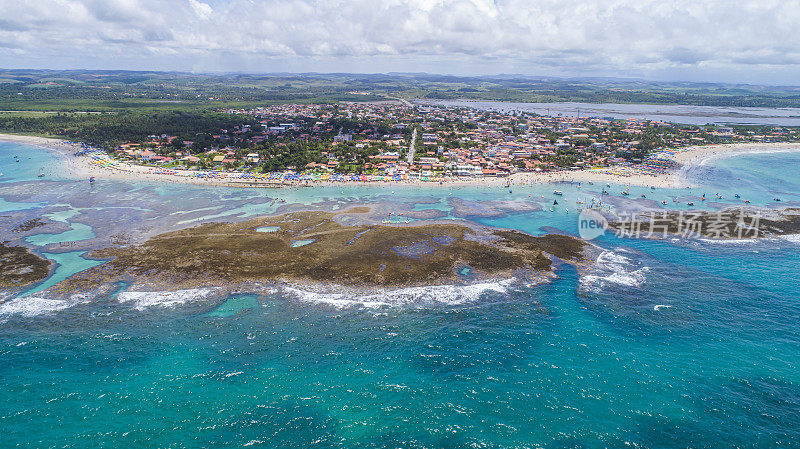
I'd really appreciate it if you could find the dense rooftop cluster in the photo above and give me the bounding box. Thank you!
[113,102,800,178]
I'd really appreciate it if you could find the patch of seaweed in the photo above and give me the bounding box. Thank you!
[11,218,47,233]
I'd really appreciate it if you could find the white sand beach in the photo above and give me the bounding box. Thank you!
[3,133,799,189]
[512,142,800,189]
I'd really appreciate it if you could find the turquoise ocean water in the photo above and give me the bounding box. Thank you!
[1,141,800,448]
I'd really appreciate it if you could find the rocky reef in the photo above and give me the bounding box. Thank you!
[57,209,588,293]
[0,242,51,293]
[606,207,800,239]
[11,218,47,233]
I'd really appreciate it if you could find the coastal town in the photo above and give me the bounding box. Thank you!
[98,102,799,183]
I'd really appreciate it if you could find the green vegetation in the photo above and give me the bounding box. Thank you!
[2,69,799,175]
[3,69,800,113]
[0,70,389,112]
[0,110,260,149]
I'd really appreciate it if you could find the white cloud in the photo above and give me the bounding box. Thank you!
[189,0,212,19]
[0,0,799,82]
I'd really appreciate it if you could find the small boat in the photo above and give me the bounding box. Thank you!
[701,194,706,201]
[38,173,45,178]
[662,200,668,205]
[774,197,782,202]
[621,191,629,196]
[744,200,750,204]
[734,194,741,198]
[553,200,559,206]
[89,176,95,184]
[553,190,563,195]
[715,194,723,199]
[687,202,695,206]
[641,194,646,199]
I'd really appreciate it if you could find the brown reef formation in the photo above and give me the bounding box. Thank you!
[607,207,800,239]
[11,218,47,233]
[58,209,587,292]
[0,242,51,292]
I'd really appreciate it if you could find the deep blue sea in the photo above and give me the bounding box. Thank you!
[2,140,800,448]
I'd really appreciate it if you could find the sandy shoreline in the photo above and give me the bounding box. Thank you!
[3,133,799,189]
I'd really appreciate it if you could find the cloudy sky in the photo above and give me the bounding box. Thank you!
[1,0,799,84]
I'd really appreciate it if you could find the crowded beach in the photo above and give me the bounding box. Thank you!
[2,100,800,189]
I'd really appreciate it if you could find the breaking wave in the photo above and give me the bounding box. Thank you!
[579,250,649,293]
[778,234,800,244]
[0,293,92,320]
[282,279,517,309]
[116,288,217,311]
[697,238,760,245]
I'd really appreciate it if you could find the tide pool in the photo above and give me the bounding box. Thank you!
[290,239,315,247]
[23,250,104,295]
[25,222,95,246]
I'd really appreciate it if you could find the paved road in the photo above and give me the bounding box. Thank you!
[389,97,414,107]
[406,127,417,164]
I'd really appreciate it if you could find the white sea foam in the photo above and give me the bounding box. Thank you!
[697,238,759,245]
[580,250,649,293]
[116,288,216,311]
[0,293,92,319]
[698,235,800,246]
[778,234,800,244]
[283,279,516,309]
